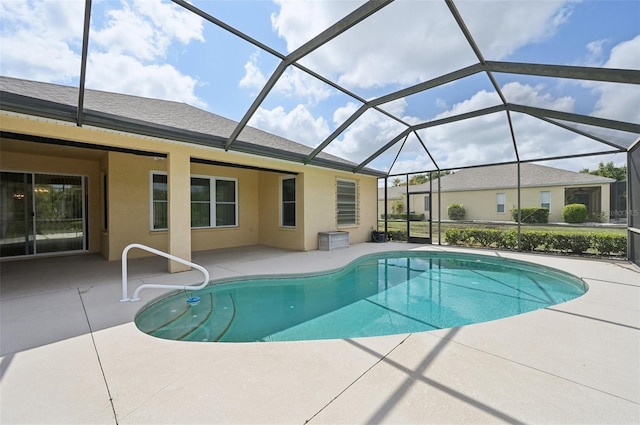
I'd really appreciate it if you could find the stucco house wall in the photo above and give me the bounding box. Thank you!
[379,164,615,223]
[1,80,379,264]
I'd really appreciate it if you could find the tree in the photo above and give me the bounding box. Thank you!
[392,177,403,187]
[580,161,626,181]
[408,171,451,185]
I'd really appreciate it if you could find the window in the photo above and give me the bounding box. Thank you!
[496,193,506,213]
[151,173,237,230]
[215,179,237,227]
[337,179,358,226]
[191,177,211,227]
[151,172,168,230]
[540,191,551,210]
[281,177,296,227]
[191,176,237,228]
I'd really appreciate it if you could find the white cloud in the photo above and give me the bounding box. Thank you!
[271,0,574,90]
[0,0,84,81]
[239,52,267,90]
[92,2,163,61]
[270,0,363,53]
[325,108,407,161]
[86,53,205,108]
[346,81,611,171]
[585,39,609,65]
[589,36,640,124]
[332,101,360,124]
[501,82,574,111]
[91,0,203,61]
[0,0,206,107]
[249,104,331,147]
[273,67,333,105]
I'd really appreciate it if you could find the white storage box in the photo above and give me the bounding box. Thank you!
[318,231,349,251]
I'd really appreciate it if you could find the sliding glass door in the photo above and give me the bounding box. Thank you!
[0,172,86,257]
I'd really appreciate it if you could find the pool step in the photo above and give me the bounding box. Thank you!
[178,293,235,342]
[136,292,235,342]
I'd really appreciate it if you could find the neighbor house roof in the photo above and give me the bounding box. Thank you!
[0,76,384,177]
[378,163,616,198]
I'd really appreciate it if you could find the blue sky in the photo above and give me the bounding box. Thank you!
[1,0,638,174]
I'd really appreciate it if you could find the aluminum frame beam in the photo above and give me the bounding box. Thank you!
[485,61,640,85]
[76,0,92,127]
[509,104,640,134]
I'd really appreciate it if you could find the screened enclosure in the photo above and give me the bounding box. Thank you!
[0,0,638,264]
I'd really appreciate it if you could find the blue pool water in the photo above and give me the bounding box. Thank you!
[135,251,587,342]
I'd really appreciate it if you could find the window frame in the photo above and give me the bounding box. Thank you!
[150,171,168,231]
[336,178,359,227]
[496,192,506,214]
[540,191,551,210]
[280,176,296,228]
[191,174,238,229]
[151,172,238,231]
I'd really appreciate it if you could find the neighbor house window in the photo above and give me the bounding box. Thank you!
[496,193,506,213]
[191,176,237,228]
[541,191,551,210]
[337,179,358,226]
[281,176,296,227]
[151,172,168,230]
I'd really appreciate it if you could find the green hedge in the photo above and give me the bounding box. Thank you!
[444,228,626,256]
[381,213,425,221]
[563,204,588,224]
[447,203,466,220]
[387,230,408,241]
[511,207,549,223]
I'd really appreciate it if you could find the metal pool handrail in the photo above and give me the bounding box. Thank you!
[121,243,210,302]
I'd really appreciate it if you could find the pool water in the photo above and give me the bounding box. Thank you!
[135,251,587,342]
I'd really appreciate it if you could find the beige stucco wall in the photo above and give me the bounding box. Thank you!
[258,172,305,251]
[2,113,379,262]
[0,149,103,255]
[107,152,166,260]
[436,185,610,222]
[190,161,261,252]
[379,184,612,223]
[302,168,377,251]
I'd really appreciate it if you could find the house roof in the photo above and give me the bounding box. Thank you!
[378,163,616,198]
[0,76,384,177]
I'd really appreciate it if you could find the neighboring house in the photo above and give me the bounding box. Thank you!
[379,163,616,223]
[0,77,381,266]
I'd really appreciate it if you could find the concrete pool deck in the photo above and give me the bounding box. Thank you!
[1,243,639,424]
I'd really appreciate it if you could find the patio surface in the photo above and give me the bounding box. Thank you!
[1,243,639,424]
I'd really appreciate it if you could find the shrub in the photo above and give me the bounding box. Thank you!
[511,208,549,224]
[590,233,627,256]
[563,204,588,224]
[443,227,627,257]
[495,230,518,250]
[391,200,403,214]
[519,231,548,251]
[444,228,463,245]
[447,203,465,220]
[388,230,408,241]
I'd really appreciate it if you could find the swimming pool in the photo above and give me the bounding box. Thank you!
[135,251,587,342]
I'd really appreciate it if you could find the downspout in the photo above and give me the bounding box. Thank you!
[384,177,389,237]
[517,161,522,250]
[438,172,442,245]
